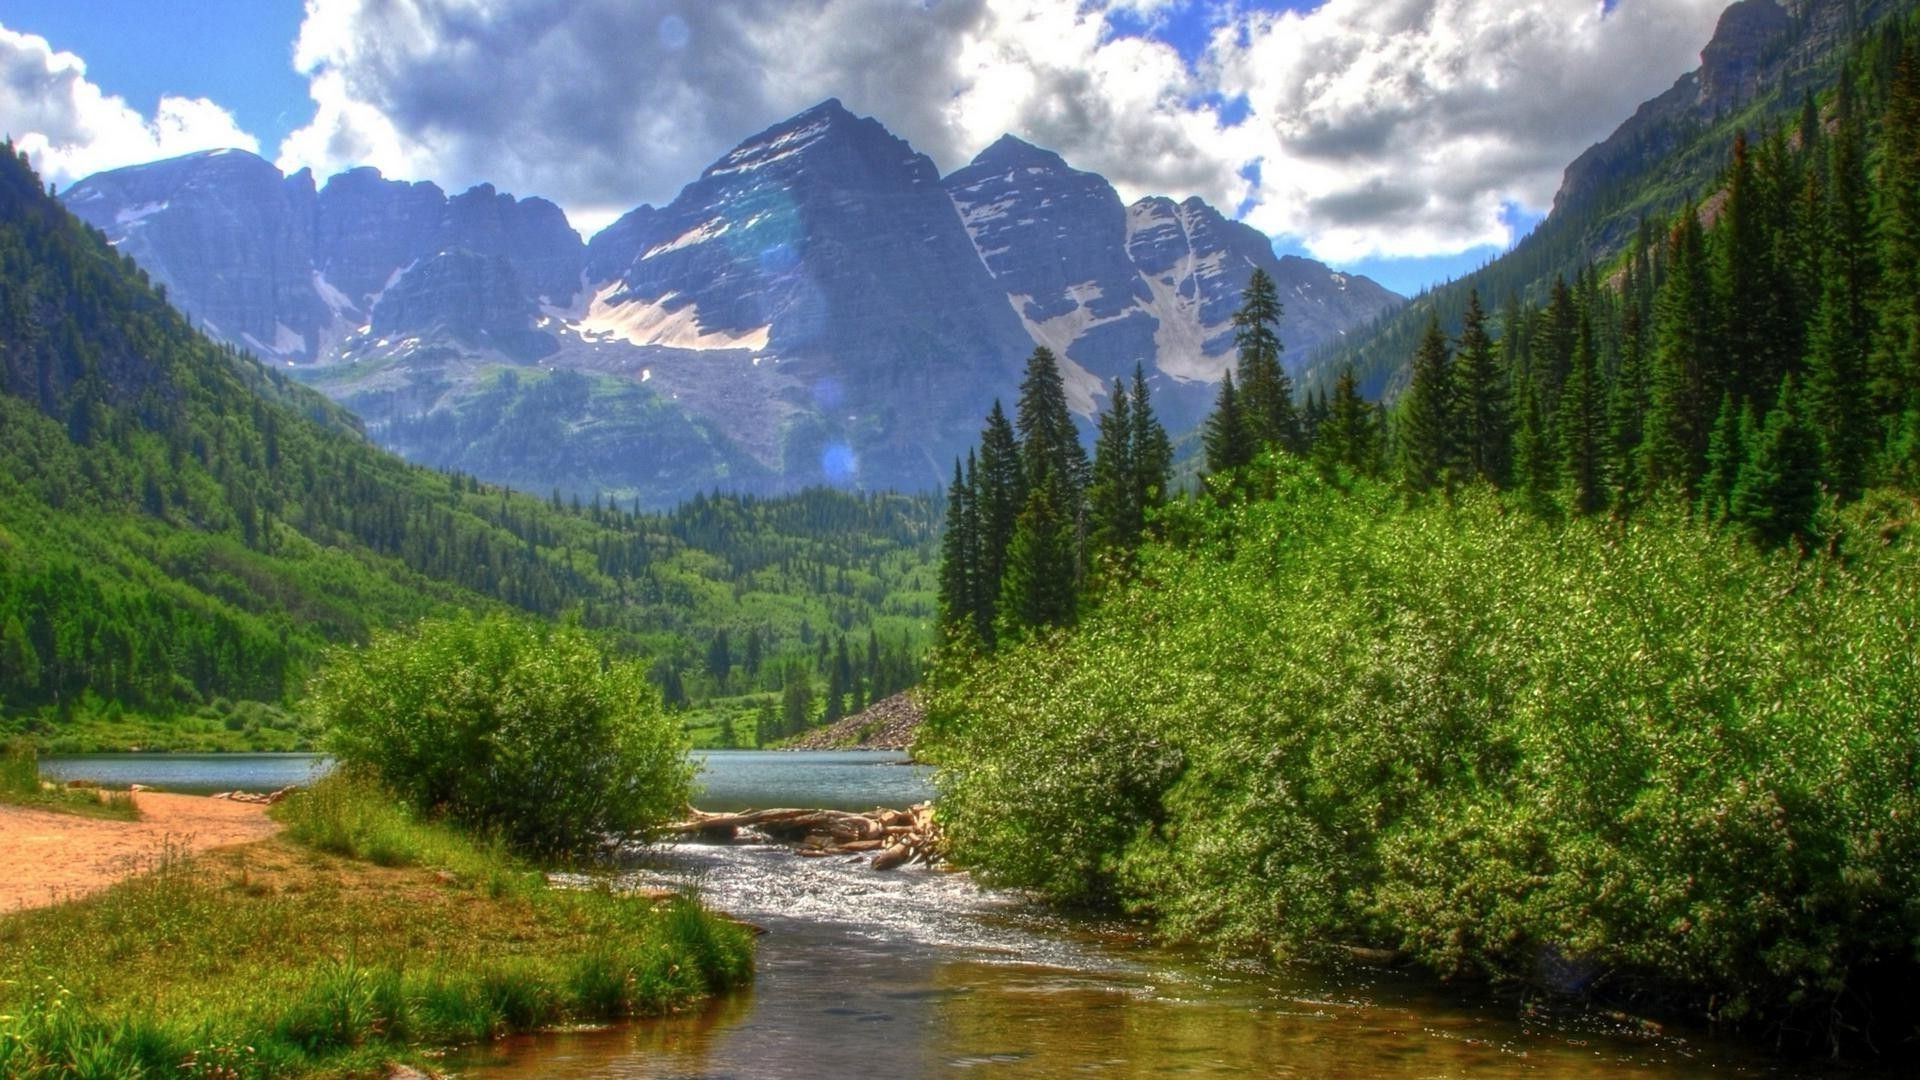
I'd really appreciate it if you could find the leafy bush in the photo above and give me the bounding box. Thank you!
[308,613,694,856]
[927,458,1920,1049]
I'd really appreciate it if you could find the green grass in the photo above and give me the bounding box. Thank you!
[0,738,138,821]
[0,771,754,1077]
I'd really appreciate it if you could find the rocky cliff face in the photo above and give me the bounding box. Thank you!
[66,153,587,364]
[64,102,1399,503]
[1554,0,1899,220]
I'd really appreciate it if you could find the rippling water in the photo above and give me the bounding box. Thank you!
[459,836,1793,1079]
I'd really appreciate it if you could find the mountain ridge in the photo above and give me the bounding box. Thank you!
[61,103,1398,504]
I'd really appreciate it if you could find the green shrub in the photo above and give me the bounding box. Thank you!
[307,613,694,857]
[928,458,1920,1046]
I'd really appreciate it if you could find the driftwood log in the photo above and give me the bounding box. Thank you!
[667,802,944,870]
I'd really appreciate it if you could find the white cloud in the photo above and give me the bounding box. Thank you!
[272,0,1727,260]
[1214,0,1729,260]
[0,23,258,190]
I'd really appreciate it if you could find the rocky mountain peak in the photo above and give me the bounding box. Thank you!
[1697,0,1794,114]
[968,134,1070,173]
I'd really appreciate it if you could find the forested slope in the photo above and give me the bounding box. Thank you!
[0,146,935,748]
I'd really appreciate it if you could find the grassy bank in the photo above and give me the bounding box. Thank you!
[0,739,138,820]
[926,460,1920,1057]
[0,772,753,1077]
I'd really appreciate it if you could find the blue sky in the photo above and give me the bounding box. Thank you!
[0,0,1724,298]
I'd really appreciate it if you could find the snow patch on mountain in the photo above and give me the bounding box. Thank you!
[577,284,771,352]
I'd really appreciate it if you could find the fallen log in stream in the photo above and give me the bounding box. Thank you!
[666,802,944,870]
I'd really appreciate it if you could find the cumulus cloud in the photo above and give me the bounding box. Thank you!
[273,0,1728,260]
[0,23,258,190]
[1215,0,1729,259]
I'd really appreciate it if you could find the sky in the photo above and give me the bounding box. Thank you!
[0,0,1731,297]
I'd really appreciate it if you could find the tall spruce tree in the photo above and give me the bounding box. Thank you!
[1558,304,1608,515]
[936,458,977,641]
[1699,394,1749,522]
[996,484,1078,641]
[1315,365,1377,477]
[1716,131,1789,405]
[973,401,1023,644]
[1646,205,1721,496]
[1731,378,1825,549]
[1088,379,1138,561]
[1015,347,1090,506]
[1877,53,1920,475]
[1129,364,1174,525]
[1232,268,1300,452]
[1453,289,1511,486]
[1804,73,1879,503]
[1203,370,1255,489]
[1399,312,1457,493]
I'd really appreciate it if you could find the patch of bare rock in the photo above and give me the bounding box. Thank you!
[782,692,925,751]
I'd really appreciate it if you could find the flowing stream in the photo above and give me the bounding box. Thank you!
[457,754,1795,1079]
[43,751,1803,1077]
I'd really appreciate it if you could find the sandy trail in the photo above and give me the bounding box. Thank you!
[0,792,281,913]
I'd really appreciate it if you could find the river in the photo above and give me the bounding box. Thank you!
[41,752,1799,1077]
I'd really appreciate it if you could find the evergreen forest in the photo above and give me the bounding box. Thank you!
[927,11,1920,1058]
[0,145,934,751]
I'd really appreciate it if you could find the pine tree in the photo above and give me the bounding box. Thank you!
[1538,276,1579,413]
[1453,289,1511,486]
[1699,394,1748,522]
[1129,364,1174,527]
[1015,347,1089,506]
[1203,370,1254,490]
[1314,366,1377,476]
[1876,53,1920,473]
[996,484,1077,641]
[1607,291,1652,509]
[1646,206,1721,495]
[1232,268,1300,452]
[936,458,977,639]
[974,402,1023,643]
[1088,378,1138,561]
[1558,304,1608,515]
[1716,131,1789,405]
[1804,73,1879,503]
[1731,378,1825,550]
[1515,375,1558,515]
[781,665,814,736]
[1399,312,1457,493]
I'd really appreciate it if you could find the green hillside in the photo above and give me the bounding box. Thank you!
[0,145,935,751]
[1307,0,1910,401]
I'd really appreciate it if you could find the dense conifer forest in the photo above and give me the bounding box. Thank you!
[928,9,1920,1059]
[0,146,934,749]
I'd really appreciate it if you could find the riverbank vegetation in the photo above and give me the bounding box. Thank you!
[0,771,753,1077]
[927,460,1919,1054]
[928,18,1920,1058]
[311,613,692,857]
[0,738,138,820]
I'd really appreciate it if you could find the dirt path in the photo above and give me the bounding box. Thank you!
[0,792,281,913]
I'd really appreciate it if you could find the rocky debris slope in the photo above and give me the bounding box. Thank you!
[783,692,925,751]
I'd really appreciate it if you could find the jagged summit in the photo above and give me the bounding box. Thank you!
[60,98,1399,505]
[965,133,1070,173]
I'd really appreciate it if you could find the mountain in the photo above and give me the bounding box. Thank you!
[1306,0,1906,401]
[62,102,1397,504]
[0,141,938,748]
[943,134,1397,432]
